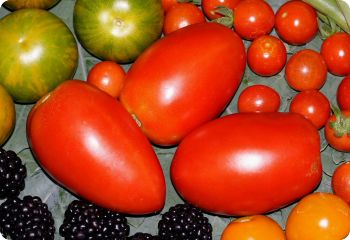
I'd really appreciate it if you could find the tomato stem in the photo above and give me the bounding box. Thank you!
[211,6,234,28]
[329,105,350,137]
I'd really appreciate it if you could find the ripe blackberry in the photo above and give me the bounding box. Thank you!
[127,232,159,240]
[0,195,55,240]
[0,148,27,199]
[59,199,130,239]
[158,203,212,240]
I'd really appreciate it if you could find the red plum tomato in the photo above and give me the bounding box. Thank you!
[332,162,350,205]
[202,0,241,20]
[337,75,350,111]
[325,110,350,152]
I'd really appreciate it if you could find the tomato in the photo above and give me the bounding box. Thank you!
[0,9,78,103]
[275,0,318,45]
[26,80,166,214]
[325,110,350,152]
[4,0,60,10]
[73,0,164,63]
[233,0,275,40]
[163,3,206,35]
[332,162,350,205]
[0,85,15,146]
[285,192,350,240]
[221,215,286,240]
[87,61,126,98]
[202,0,241,20]
[120,22,246,146]
[247,35,287,76]
[321,32,350,76]
[338,76,350,111]
[171,112,322,216]
[162,0,177,12]
[285,49,328,91]
[289,90,330,129]
[237,84,280,113]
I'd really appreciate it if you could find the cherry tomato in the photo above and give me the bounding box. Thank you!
[161,0,177,12]
[332,162,350,205]
[321,32,350,76]
[289,90,330,129]
[163,3,206,35]
[87,61,126,98]
[233,0,274,40]
[221,215,286,240]
[275,0,318,45]
[337,75,350,111]
[325,110,350,152]
[285,49,328,91]
[286,192,350,240]
[237,84,280,113]
[202,0,241,20]
[247,35,287,76]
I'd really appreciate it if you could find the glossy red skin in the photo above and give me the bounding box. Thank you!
[87,61,126,98]
[233,0,275,40]
[27,80,166,214]
[285,49,327,91]
[332,162,350,204]
[202,0,241,20]
[237,84,280,113]
[289,90,330,129]
[171,112,322,216]
[163,3,206,35]
[161,0,177,12]
[337,75,350,111]
[321,32,350,76]
[325,111,350,152]
[120,22,246,146]
[275,0,318,45]
[247,35,287,76]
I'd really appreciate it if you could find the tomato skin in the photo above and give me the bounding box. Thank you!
[289,90,330,129]
[202,0,241,20]
[285,192,350,240]
[87,61,126,98]
[171,112,322,216]
[233,0,275,40]
[0,85,15,146]
[120,22,246,146]
[163,3,206,35]
[332,162,350,204]
[325,110,350,152]
[237,84,281,113]
[161,0,177,12]
[337,76,350,111]
[285,49,328,91]
[4,0,60,10]
[275,0,318,45]
[26,80,166,214]
[321,32,350,76]
[247,35,287,76]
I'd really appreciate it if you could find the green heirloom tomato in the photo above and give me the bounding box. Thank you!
[4,0,60,10]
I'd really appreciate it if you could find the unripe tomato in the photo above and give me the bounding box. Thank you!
[0,85,15,146]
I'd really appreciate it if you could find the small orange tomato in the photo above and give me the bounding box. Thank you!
[286,192,350,240]
[332,162,350,205]
[87,61,126,98]
[221,215,286,240]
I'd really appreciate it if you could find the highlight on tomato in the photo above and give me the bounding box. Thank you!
[332,162,350,205]
[325,109,350,152]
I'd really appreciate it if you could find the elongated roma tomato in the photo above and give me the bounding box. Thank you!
[171,112,322,216]
[27,80,166,215]
[120,22,246,146]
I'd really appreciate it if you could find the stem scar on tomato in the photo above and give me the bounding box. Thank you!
[329,107,350,137]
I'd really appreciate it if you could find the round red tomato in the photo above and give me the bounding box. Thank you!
[247,35,287,76]
[337,75,350,111]
[321,32,350,76]
[332,162,350,205]
[289,90,330,129]
[325,110,350,152]
[275,0,318,45]
[285,49,328,91]
[163,3,206,35]
[233,0,274,40]
[27,80,166,214]
[202,0,241,20]
[237,84,281,113]
[87,61,126,98]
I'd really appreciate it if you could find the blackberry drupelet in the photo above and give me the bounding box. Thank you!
[158,203,212,240]
[0,148,27,199]
[59,199,130,239]
[127,232,159,240]
[0,195,55,240]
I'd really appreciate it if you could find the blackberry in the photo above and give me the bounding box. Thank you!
[59,199,130,239]
[158,203,212,240]
[0,195,55,240]
[0,148,27,199]
[127,232,159,240]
